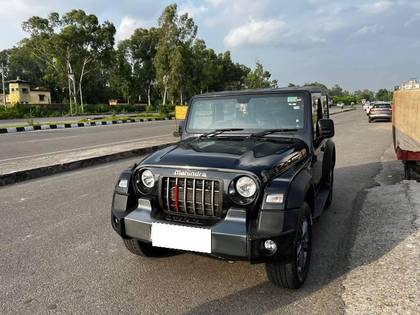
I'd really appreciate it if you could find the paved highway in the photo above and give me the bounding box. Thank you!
[0,120,175,162]
[0,113,144,127]
[0,109,395,314]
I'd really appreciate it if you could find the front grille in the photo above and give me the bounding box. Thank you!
[161,177,223,218]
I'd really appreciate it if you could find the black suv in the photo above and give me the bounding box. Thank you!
[111,87,336,289]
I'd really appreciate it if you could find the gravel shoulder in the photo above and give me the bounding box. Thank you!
[342,144,420,314]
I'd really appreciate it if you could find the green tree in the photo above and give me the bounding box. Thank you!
[354,89,375,102]
[130,27,160,108]
[22,10,115,112]
[329,84,344,97]
[154,4,197,108]
[304,81,329,91]
[245,61,277,89]
[376,88,393,101]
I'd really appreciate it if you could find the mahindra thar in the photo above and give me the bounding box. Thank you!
[111,87,335,288]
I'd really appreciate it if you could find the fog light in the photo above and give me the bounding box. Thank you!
[264,240,277,253]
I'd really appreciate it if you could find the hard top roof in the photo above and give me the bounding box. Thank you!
[194,86,327,98]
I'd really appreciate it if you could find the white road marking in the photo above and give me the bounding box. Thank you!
[0,133,173,163]
[16,135,80,144]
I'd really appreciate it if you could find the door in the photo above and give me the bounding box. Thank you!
[311,94,326,188]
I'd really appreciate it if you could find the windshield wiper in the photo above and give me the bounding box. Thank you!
[249,128,298,138]
[199,128,244,138]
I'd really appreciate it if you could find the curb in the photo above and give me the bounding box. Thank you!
[0,116,175,134]
[329,107,356,116]
[0,142,176,187]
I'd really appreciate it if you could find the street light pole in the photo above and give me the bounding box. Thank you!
[1,63,6,109]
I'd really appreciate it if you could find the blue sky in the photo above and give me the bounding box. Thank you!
[1,0,419,91]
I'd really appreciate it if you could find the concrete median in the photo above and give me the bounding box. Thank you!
[0,135,178,186]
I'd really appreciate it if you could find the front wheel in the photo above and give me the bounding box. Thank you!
[123,239,171,257]
[265,203,312,289]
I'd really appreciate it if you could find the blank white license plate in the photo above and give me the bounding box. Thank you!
[151,223,211,253]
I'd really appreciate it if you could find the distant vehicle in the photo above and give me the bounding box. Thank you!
[393,90,420,179]
[367,102,392,123]
[337,102,344,108]
[362,101,371,111]
[365,101,375,114]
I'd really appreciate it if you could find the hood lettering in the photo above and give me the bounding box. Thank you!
[174,170,207,178]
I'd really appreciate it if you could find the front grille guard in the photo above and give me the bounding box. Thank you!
[160,177,224,219]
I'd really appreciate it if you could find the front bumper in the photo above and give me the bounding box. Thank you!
[112,197,297,262]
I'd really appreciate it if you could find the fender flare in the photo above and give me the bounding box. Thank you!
[285,165,315,211]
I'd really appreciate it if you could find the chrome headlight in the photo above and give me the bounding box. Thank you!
[235,176,257,198]
[140,169,155,188]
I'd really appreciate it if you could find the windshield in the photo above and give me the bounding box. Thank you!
[187,94,305,132]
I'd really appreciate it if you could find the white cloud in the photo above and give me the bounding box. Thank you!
[359,1,393,14]
[115,16,150,42]
[224,18,325,49]
[204,0,271,26]
[355,24,383,35]
[179,2,208,18]
[224,18,287,48]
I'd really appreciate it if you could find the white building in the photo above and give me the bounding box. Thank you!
[400,79,420,90]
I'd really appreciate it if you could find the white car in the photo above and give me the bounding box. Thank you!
[364,102,374,114]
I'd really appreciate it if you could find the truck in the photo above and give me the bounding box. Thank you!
[392,89,420,179]
[111,87,336,289]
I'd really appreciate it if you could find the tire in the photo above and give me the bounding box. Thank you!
[123,239,170,257]
[368,118,372,123]
[324,168,334,209]
[404,162,412,180]
[265,203,312,289]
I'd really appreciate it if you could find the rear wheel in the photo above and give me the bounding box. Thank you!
[265,203,312,289]
[324,168,334,209]
[404,162,412,180]
[123,239,171,257]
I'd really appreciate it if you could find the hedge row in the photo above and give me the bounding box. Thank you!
[0,103,157,119]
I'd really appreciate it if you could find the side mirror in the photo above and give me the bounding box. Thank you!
[173,121,184,137]
[318,118,335,138]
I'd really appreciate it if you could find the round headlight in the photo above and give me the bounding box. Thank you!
[141,170,155,188]
[235,176,257,198]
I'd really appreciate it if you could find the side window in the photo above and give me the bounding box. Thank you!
[321,95,329,117]
[312,93,322,139]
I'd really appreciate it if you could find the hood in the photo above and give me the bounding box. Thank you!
[142,136,308,179]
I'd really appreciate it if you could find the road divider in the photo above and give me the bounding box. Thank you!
[0,135,178,186]
[0,116,175,134]
[329,106,356,115]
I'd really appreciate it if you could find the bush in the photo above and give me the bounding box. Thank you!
[0,103,154,119]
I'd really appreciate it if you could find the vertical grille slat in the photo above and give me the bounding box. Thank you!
[211,181,215,216]
[161,176,223,219]
[183,178,187,213]
[201,179,205,215]
[192,179,196,215]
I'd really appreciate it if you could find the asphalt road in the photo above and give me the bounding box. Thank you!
[0,120,175,163]
[0,109,395,314]
[0,113,143,127]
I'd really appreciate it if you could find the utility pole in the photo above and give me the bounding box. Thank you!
[1,63,6,109]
